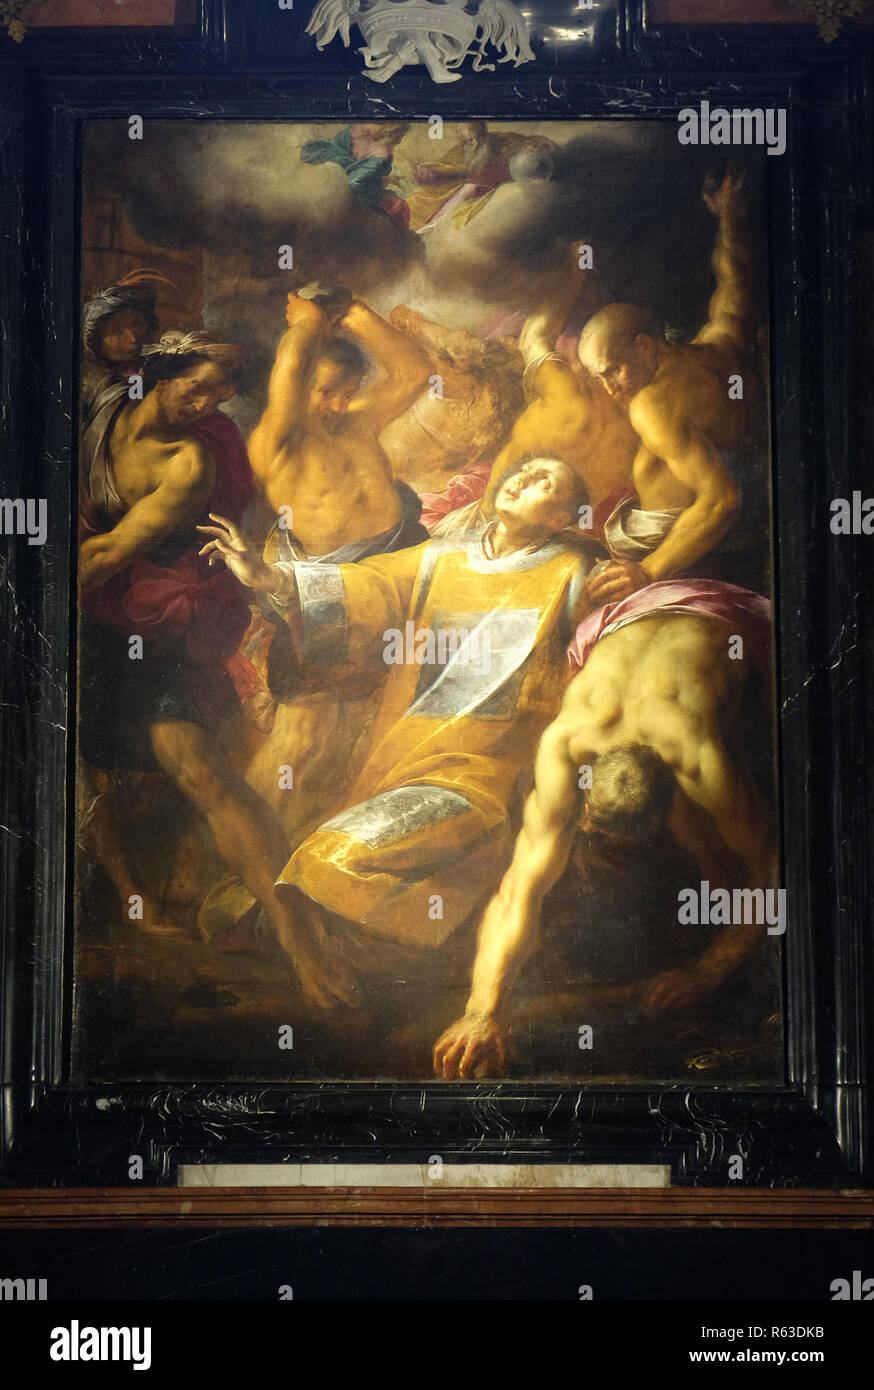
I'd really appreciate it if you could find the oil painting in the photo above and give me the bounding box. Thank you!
[73,117,783,1084]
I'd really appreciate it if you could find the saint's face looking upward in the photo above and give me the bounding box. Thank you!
[493,456,581,536]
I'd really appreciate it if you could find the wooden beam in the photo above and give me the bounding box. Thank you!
[1,1188,872,1229]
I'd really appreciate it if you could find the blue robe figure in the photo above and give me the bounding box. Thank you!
[301,124,410,225]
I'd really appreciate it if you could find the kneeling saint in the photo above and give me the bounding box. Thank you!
[199,455,595,1010]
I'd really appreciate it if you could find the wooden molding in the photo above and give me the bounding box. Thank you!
[648,0,874,33]
[1,1188,872,1229]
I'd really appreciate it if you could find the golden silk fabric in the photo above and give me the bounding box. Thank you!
[278,532,585,948]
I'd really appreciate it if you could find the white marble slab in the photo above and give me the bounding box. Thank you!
[179,1163,671,1188]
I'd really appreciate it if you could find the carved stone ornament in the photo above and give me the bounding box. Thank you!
[1,0,44,44]
[305,0,535,83]
[787,0,873,42]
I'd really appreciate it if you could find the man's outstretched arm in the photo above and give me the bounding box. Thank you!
[517,238,593,374]
[80,443,214,590]
[629,389,740,581]
[343,299,430,432]
[483,253,590,509]
[433,717,582,1079]
[695,166,753,357]
[587,389,741,601]
[248,294,328,483]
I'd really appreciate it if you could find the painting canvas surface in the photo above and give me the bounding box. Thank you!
[72,118,783,1084]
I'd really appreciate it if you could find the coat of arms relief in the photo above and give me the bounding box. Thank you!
[305,0,535,82]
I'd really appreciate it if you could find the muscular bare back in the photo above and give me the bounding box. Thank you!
[433,611,776,1078]
[560,615,740,784]
[549,613,770,887]
[486,360,637,512]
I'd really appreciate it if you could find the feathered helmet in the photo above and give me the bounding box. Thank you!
[81,268,177,358]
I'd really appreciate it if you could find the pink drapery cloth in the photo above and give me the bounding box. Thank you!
[80,411,256,688]
[419,459,494,531]
[568,578,773,692]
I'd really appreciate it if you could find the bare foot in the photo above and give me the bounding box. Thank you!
[132,899,191,940]
[273,913,359,1011]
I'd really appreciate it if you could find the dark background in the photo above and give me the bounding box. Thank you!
[1,1224,872,1299]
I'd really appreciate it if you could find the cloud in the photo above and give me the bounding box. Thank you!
[85,121,421,293]
[83,118,759,384]
[421,124,732,330]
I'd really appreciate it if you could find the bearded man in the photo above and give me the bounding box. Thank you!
[78,331,292,940]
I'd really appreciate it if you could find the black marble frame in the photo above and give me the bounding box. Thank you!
[0,1,871,1186]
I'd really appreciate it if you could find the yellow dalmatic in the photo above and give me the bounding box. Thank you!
[274,530,587,950]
